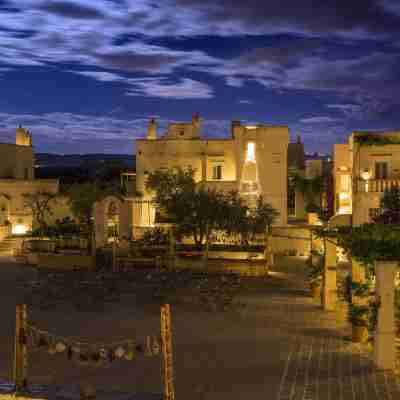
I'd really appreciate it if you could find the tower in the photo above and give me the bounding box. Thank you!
[192,113,200,138]
[16,125,32,146]
[147,119,157,140]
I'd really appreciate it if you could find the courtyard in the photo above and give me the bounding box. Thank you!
[1,256,400,400]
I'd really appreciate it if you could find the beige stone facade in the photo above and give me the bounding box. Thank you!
[134,115,289,228]
[0,127,59,234]
[333,131,400,225]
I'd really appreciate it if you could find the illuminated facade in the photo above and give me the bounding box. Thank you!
[134,115,289,228]
[0,127,59,234]
[333,131,400,225]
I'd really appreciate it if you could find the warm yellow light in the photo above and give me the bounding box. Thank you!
[246,142,256,163]
[361,170,371,180]
[339,192,349,200]
[12,224,27,235]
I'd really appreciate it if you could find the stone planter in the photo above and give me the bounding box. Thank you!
[352,325,368,343]
[307,212,321,226]
[310,281,321,298]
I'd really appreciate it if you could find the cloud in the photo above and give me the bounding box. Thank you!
[0,111,233,153]
[238,99,252,104]
[326,104,364,119]
[38,1,105,20]
[300,116,340,124]
[126,77,214,99]
[67,70,214,99]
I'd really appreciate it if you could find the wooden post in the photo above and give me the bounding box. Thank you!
[161,304,175,400]
[13,304,28,392]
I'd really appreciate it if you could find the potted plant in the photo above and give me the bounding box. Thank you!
[348,303,369,342]
[307,255,323,298]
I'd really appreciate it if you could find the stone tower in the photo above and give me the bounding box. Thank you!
[147,118,157,140]
[16,125,32,146]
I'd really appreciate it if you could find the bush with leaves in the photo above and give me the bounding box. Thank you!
[146,167,278,248]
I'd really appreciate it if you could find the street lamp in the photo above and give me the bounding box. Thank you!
[361,169,371,192]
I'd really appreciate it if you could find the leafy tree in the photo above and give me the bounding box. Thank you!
[146,167,278,248]
[22,191,58,236]
[373,186,400,225]
[293,174,324,213]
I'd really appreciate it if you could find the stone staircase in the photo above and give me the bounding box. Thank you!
[0,236,24,256]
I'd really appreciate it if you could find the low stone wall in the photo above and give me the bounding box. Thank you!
[271,225,323,256]
[0,224,11,241]
[175,257,268,277]
[36,254,95,270]
[207,251,264,260]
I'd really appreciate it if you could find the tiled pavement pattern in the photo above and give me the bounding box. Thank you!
[266,259,400,400]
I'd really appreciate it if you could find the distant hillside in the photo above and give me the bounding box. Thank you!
[36,153,135,168]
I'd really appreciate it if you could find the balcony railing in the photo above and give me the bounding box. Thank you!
[356,178,400,193]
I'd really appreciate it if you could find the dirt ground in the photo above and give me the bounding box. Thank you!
[1,256,384,400]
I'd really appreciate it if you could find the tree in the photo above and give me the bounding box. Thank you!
[293,174,324,213]
[22,191,58,236]
[146,167,279,248]
[66,183,123,244]
[373,186,400,225]
[67,183,102,234]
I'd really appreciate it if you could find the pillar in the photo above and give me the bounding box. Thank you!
[351,259,367,305]
[352,259,366,283]
[264,232,274,269]
[119,200,132,239]
[93,202,105,248]
[323,239,337,311]
[374,261,396,371]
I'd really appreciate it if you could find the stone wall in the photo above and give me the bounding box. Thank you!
[271,225,323,256]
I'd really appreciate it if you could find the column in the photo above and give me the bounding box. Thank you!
[351,259,367,305]
[323,239,337,311]
[264,232,274,271]
[374,261,396,370]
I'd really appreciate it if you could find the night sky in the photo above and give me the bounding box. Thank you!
[1,0,400,154]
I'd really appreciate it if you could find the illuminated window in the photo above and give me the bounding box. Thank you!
[246,142,256,163]
[212,165,222,180]
[12,224,27,235]
[375,162,388,179]
[340,175,350,191]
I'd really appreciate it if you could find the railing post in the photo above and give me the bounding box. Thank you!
[13,304,28,393]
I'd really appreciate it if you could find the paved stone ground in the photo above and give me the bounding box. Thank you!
[1,256,400,399]
[268,259,400,400]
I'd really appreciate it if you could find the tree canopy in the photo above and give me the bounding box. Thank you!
[23,191,58,235]
[146,167,278,246]
[373,186,400,225]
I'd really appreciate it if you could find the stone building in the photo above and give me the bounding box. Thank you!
[333,131,400,225]
[0,127,59,234]
[133,115,290,229]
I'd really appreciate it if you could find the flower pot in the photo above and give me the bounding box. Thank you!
[310,282,321,298]
[352,325,368,343]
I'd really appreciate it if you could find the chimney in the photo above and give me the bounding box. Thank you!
[231,120,241,138]
[296,135,301,144]
[147,118,157,140]
[192,113,200,137]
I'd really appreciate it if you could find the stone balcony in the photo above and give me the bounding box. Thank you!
[356,178,400,192]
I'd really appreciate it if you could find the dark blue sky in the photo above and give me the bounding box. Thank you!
[1,0,400,154]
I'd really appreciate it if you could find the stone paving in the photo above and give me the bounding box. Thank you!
[1,256,400,399]
[268,260,400,400]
